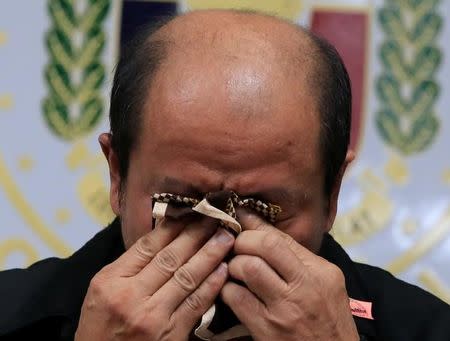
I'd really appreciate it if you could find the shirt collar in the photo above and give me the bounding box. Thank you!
[320,233,377,339]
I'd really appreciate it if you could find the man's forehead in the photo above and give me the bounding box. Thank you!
[146,50,320,161]
[142,12,320,146]
[153,10,316,99]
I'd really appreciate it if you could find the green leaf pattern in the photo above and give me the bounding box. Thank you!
[43,0,110,140]
[377,0,442,154]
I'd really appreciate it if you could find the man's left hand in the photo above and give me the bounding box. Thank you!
[221,212,359,341]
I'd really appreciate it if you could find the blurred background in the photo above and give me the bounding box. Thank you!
[1,0,449,303]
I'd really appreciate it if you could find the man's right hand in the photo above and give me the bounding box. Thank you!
[75,217,234,341]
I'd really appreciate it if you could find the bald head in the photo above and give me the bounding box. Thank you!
[151,10,318,118]
[109,9,351,196]
[158,10,315,63]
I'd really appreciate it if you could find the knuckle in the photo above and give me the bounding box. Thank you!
[261,231,283,251]
[125,313,148,335]
[327,263,345,286]
[266,312,292,333]
[154,248,181,275]
[173,265,198,293]
[99,262,115,274]
[135,234,158,261]
[158,324,175,341]
[107,288,133,317]
[184,292,204,312]
[87,273,114,304]
[125,310,168,338]
[88,274,105,296]
[282,233,295,247]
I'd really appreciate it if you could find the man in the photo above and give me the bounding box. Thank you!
[1,9,449,341]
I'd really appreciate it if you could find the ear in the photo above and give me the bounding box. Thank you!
[99,133,122,216]
[324,149,355,233]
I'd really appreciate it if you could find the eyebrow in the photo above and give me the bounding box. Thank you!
[158,176,298,206]
[250,188,298,206]
[159,176,204,197]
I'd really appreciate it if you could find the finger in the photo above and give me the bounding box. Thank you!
[238,211,316,261]
[110,217,186,277]
[173,262,229,330]
[237,209,275,232]
[228,255,285,304]
[134,217,219,293]
[234,230,303,283]
[221,281,264,333]
[153,228,234,311]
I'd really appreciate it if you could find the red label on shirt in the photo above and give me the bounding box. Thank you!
[349,298,374,320]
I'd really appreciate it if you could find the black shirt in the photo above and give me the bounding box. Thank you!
[0,219,449,340]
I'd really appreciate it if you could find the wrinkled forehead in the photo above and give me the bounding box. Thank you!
[142,12,319,142]
[145,45,319,149]
[138,58,321,187]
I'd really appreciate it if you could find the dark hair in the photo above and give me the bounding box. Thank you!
[109,19,172,179]
[306,32,352,196]
[109,13,351,197]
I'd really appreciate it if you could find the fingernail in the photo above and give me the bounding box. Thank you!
[213,228,234,244]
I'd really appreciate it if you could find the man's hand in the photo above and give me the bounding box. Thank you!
[221,212,359,341]
[75,217,234,341]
